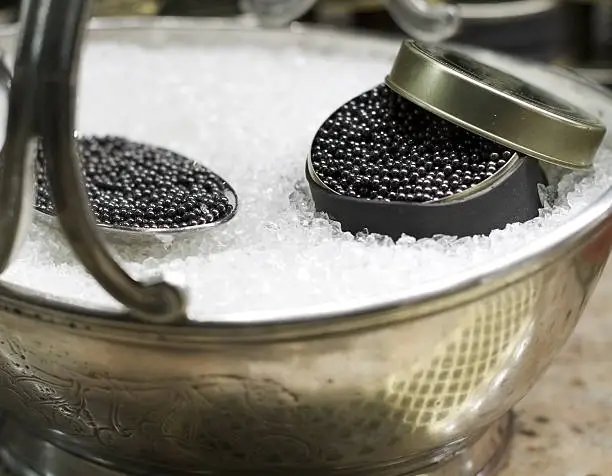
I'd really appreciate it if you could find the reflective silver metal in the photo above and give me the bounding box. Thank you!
[385,0,461,43]
[0,0,44,274]
[0,63,239,246]
[0,15,609,476]
[386,40,606,169]
[0,2,187,325]
[239,0,461,42]
[0,413,515,475]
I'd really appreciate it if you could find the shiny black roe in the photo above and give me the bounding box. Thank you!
[310,84,515,203]
[35,135,234,230]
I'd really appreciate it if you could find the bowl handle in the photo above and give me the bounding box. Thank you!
[0,0,187,325]
[0,0,43,278]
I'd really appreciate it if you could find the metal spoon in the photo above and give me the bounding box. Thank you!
[0,56,239,245]
[385,0,461,43]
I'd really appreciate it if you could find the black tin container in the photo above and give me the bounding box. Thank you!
[306,41,606,240]
[307,155,545,240]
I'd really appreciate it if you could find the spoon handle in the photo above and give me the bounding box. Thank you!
[386,0,461,43]
[0,0,43,274]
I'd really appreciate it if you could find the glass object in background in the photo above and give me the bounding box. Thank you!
[308,0,566,62]
[239,0,459,42]
[91,0,165,16]
[386,0,460,42]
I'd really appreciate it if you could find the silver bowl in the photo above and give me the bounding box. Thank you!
[0,17,609,476]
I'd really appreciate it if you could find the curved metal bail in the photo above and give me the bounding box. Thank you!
[0,0,45,273]
[385,0,461,43]
[26,0,187,324]
[240,0,461,43]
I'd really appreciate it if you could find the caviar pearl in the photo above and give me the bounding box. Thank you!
[310,84,516,203]
[35,135,235,230]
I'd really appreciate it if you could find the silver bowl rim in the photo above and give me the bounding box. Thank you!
[0,16,610,334]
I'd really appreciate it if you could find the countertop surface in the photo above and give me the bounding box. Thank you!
[499,264,612,476]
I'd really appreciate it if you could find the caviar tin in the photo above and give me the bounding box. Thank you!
[386,41,605,169]
[306,40,606,239]
[307,155,545,239]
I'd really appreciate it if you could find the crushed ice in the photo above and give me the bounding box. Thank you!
[2,40,612,321]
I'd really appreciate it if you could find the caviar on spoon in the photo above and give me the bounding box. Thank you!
[34,135,238,240]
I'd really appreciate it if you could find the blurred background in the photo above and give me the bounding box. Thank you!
[0,0,609,87]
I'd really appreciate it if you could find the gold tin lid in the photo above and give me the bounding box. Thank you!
[385,40,607,169]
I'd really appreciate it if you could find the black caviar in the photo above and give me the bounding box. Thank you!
[310,84,515,203]
[35,135,235,229]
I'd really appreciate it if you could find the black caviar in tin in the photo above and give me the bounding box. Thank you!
[306,40,606,240]
[310,84,515,203]
[306,85,547,240]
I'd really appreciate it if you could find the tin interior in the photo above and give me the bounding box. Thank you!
[307,144,525,205]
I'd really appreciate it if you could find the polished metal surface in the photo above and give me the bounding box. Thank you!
[0,241,597,475]
[0,3,187,325]
[0,413,513,475]
[0,55,11,90]
[0,60,240,247]
[0,16,608,476]
[385,0,460,43]
[0,0,46,274]
[386,40,606,169]
[35,0,186,325]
